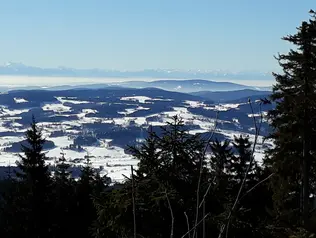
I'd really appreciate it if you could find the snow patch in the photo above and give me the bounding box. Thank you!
[205,103,241,111]
[232,118,239,124]
[120,96,152,104]
[14,98,28,103]
[82,109,98,114]
[55,97,90,104]
[0,107,30,116]
[118,106,150,116]
[184,100,205,108]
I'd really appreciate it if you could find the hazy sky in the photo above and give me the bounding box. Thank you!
[0,0,314,71]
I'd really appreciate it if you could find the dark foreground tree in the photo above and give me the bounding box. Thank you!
[51,153,75,238]
[264,10,316,235]
[0,116,53,237]
[231,135,259,185]
[93,116,212,237]
[74,158,109,238]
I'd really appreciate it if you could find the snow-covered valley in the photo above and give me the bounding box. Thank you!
[0,87,273,182]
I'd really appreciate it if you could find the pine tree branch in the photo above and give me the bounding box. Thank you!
[193,110,219,238]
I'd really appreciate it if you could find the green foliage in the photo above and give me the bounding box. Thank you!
[0,118,110,238]
[231,135,259,185]
[93,116,210,237]
[0,116,53,237]
[16,116,51,188]
[51,153,75,238]
[0,113,273,238]
[73,158,108,238]
[264,10,316,232]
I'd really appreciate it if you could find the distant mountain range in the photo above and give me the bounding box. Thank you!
[191,89,272,102]
[0,62,274,80]
[0,79,272,93]
[118,79,272,92]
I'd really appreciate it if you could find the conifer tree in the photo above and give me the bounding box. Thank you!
[9,116,53,238]
[209,139,233,212]
[264,10,316,233]
[0,175,21,236]
[16,116,50,188]
[74,158,99,238]
[52,153,75,238]
[231,135,258,185]
[210,139,233,183]
[222,135,264,237]
[130,126,160,178]
[54,152,72,182]
[93,116,211,237]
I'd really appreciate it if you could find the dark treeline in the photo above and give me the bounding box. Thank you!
[1,10,316,238]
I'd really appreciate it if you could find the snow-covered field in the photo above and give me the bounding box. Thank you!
[0,93,273,182]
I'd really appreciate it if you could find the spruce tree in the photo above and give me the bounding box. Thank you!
[129,126,160,178]
[74,158,98,238]
[93,116,211,237]
[54,152,72,182]
[52,153,75,238]
[210,139,233,183]
[16,116,50,187]
[223,135,264,237]
[231,135,258,185]
[209,139,233,211]
[264,10,316,233]
[12,116,53,237]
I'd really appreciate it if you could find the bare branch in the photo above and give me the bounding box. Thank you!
[239,173,275,202]
[165,190,174,238]
[193,111,219,238]
[131,165,137,238]
[184,212,191,238]
[181,213,210,238]
[199,177,216,209]
[203,202,206,238]
[203,110,220,154]
[218,99,263,238]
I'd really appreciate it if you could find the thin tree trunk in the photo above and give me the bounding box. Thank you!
[218,99,262,238]
[131,165,137,238]
[302,75,310,228]
[193,111,219,238]
[302,23,311,228]
[302,142,309,228]
[184,212,191,238]
[181,213,210,238]
[165,190,174,238]
[203,201,206,238]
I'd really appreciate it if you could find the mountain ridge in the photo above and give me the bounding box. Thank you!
[0,62,274,80]
[191,89,272,102]
[0,79,272,93]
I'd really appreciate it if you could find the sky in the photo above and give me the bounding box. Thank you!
[0,0,314,72]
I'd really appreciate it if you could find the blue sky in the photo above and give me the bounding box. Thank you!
[0,0,314,72]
